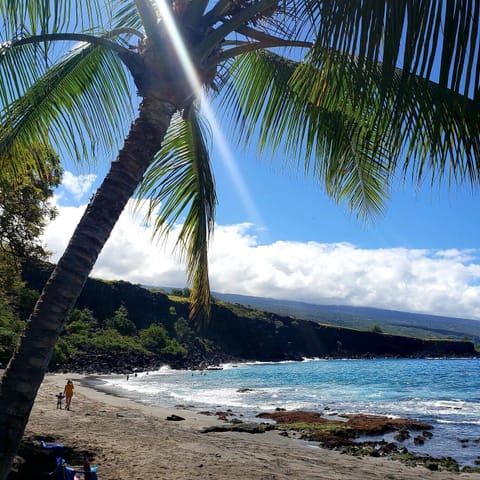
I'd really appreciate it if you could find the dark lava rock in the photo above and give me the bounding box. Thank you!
[166,414,185,421]
[202,422,275,434]
[394,430,410,442]
[414,435,425,445]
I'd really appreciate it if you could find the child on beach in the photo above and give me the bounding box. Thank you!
[56,392,65,409]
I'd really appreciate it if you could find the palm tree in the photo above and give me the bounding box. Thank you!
[0,0,478,476]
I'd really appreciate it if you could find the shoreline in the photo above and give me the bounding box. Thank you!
[49,353,480,377]
[53,372,225,429]
[15,373,480,479]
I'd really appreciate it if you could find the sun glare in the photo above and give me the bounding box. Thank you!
[154,0,263,228]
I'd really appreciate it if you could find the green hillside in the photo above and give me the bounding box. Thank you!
[210,293,480,343]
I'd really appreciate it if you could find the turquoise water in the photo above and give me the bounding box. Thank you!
[97,358,480,465]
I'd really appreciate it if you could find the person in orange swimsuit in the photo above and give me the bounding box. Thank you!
[63,380,74,410]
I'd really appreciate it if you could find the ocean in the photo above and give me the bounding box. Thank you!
[92,357,480,466]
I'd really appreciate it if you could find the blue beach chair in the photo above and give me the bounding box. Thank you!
[64,465,100,480]
[41,440,65,457]
[48,457,66,480]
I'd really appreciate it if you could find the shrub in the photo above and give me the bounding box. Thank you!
[0,327,18,365]
[370,324,383,334]
[161,339,187,357]
[51,338,71,365]
[174,317,195,342]
[104,305,137,336]
[89,329,145,353]
[139,323,170,352]
[66,308,98,334]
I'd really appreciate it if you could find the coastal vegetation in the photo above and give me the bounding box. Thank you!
[1,1,480,477]
[1,265,475,375]
[0,147,61,368]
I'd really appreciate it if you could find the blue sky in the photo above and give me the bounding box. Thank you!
[212,144,480,250]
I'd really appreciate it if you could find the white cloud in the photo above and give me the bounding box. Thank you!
[58,171,97,202]
[42,201,480,321]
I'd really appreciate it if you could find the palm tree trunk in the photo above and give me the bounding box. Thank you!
[0,96,176,479]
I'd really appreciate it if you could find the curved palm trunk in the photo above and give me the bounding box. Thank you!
[0,97,177,479]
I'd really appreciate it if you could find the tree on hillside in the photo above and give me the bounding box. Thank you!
[0,1,479,475]
[105,305,137,336]
[0,145,61,366]
[139,322,170,352]
[0,252,24,366]
[0,145,62,268]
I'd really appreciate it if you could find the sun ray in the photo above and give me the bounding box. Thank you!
[154,0,264,228]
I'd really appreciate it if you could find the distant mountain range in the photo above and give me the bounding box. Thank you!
[209,292,480,343]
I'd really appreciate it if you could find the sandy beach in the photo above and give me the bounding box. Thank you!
[17,373,479,480]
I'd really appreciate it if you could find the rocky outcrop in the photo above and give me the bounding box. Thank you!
[50,350,238,374]
[257,411,432,446]
[251,410,477,472]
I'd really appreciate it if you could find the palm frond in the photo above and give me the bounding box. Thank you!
[221,50,392,220]
[0,41,134,171]
[198,0,281,60]
[303,0,479,98]
[0,40,42,114]
[222,45,480,218]
[291,51,480,186]
[0,0,105,44]
[184,0,210,22]
[111,0,144,32]
[136,110,217,322]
